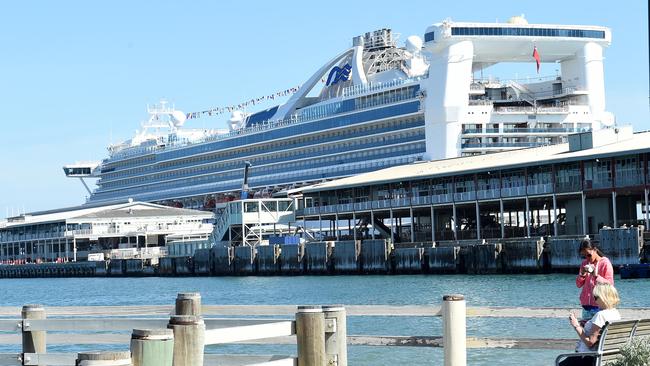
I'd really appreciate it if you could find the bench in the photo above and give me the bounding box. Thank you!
[555,318,650,365]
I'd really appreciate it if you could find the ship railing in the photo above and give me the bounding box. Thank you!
[493,106,570,114]
[461,127,589,134]
[340,76,424,98]
[472,75,560,84]
[461,142,548,149]
[467,99,493,106]
[2,292,649,366]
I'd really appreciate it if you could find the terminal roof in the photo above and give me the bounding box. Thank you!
[301,130,650,193]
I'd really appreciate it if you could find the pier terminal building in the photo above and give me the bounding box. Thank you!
[0,202,213,263]
[290,128,650,243]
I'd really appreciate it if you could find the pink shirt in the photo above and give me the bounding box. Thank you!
[576,257,614,307]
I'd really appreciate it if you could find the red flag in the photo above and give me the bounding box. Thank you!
[532,46,541,74]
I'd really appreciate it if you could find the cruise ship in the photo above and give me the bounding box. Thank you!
[66,15,613,212]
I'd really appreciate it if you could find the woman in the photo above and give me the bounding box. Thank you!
[560,283,621,366]
[576,239,614,321]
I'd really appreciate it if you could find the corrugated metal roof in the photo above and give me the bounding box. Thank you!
[302,130,650,193]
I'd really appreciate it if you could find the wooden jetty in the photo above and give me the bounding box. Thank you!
[1,292,649,365]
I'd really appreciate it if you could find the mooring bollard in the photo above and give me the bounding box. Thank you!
[442,294,466,366]
[323,305,347,366]
[296,305,326,366]
[175,292,201,316]
[167,315,205,366]
[75,351,132,366]
[130,329,174,366]
[22,304,46,366]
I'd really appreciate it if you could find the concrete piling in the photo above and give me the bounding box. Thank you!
[279,243,304,274]
[22,304,46,365]
[548,236,585,271]
[256,244,280,274]
[210,246,232,275]
[392,247,424,274]
[233,246,255,275]
[442,294,466,366]
[359,239,389,274]
[498,239,544,273]
[303,242,329,274]
[296,305,326,366]
[425,246,458,274]
[192,249,211,275]
[130,329,174,366]
[331,241,359,273]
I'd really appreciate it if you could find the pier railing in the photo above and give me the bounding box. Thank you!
[0,294,649,365]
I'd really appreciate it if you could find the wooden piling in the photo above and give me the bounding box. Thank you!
[22,304,46,365]
[75,351,132,366]
[175,292,201,316]
[323,305,347,366]
[442,294,466,366]
[167,315,205,366]
[130,329,174,366]
[296,305,326,366]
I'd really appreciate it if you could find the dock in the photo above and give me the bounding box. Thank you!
[0,227,648,278]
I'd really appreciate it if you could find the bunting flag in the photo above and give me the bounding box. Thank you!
[532,46,541,74]
[185,85,301,120]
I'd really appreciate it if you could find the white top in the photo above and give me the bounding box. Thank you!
[576,308,621,352]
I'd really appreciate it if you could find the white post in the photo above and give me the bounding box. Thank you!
[389,209,394,243]
[612,191,617,228]
[335,213,340,241]
[370,210,376,240]
[475,201,481,240]
[645,188,650,231]
[581,192,588,235]
[499,199,505,239]
[452,203,458,240]
[431,205,436,242]
[410,207,415,242]
[552,194,558,237]
[442,294,466,366]
[319,214,323,241]
[525,197,531,237]
[73,237,77,262]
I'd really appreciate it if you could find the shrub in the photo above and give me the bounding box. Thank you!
[609,336,650,366]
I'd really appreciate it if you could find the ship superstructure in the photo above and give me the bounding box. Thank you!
[67,16,612,213]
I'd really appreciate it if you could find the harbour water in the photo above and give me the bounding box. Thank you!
[0,274,649,365]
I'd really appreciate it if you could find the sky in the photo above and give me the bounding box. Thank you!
[0,0,648,217]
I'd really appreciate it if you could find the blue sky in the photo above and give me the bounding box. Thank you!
[0,0,648,216]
